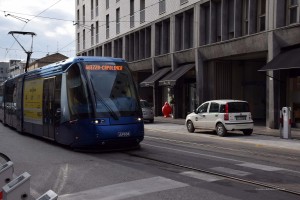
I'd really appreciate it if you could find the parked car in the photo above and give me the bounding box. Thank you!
[140,100,154,123]
[185,100,254,136]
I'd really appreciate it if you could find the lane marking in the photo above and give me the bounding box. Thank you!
[53,164,69,194]
[181,171,224,182]
[59,176,188,200]
[237,163,284,172]
[211,167,251,177]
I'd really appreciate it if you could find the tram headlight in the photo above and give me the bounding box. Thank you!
[91,119,100,124]
[136,117,143,122]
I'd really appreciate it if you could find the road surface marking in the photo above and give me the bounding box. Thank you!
[59,176,188,200]
[211,167,251,177]
[181,171,224,182]
[237,163,284,171]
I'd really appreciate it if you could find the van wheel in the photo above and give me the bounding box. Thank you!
[186,120,195,133]
[216,123,227,137]
[243,129,253,136]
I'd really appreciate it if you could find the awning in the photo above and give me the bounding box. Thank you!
[259,47,300,71]
[140,67,171,87]
[159,64,194,86]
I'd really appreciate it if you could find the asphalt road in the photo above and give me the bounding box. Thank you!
[0,122,300,200]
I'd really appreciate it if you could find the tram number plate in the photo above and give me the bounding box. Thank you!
[118,132,131,137]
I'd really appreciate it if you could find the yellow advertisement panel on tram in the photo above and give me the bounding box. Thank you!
[23,79,44,124]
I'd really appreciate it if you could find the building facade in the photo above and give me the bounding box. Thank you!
[8,60,25,78]
[75,0,300,129]
[27,53,68,71]
[0,62,9,83]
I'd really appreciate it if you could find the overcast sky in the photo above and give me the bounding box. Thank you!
[0,0,75,62]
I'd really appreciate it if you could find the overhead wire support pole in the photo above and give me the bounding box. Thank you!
[8,31,36,73]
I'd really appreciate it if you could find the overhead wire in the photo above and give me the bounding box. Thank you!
[2,0,62,60]
[2,0,162,59]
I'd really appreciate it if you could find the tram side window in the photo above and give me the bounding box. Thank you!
[5,83,15,109]
[66,64,91,119]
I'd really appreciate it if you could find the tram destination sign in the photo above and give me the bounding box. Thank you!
[85,65,123,71]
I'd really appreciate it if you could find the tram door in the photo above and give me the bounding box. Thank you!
[43,77,55,139]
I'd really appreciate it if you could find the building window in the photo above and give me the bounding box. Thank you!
[96,0,99,16]
[159,0,166,14]
[242,0,249,35]
[130,0,134,28]
[106,14,110,39]
[140,0,145,23]
[155,19,170,56]
[77,32,82,52]
[257,0,266,31]
[116,8,120,34]
[83,29,85,49]
[288,0,298,24]
[180,0,188,5]
[106,0,109,9]
[91,0,94,19]
[83,5,85,25]
[91,24,94,46]
[77,9,80,28]
[96,21,99,43]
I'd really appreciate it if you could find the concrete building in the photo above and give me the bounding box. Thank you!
[27,53,68,71]
[0,62,9,83]
[75,0,300,129]
[8,60,25,78]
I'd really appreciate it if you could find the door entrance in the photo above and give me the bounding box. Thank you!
[43,77,55,139]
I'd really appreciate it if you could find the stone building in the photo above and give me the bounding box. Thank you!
[75,0,300,129]
[27,53,68,71]
[0,62,9,83]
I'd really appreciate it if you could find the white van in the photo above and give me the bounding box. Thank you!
[185,100,254,136]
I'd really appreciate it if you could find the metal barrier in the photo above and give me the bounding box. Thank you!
[36,190,58,200]
[0,162,14,188]
[2,172,30,200]
[0,159,58,200]
[280,107,292,139]
[0,161,14,200]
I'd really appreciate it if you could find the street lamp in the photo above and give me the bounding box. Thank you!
[8,31,36,73]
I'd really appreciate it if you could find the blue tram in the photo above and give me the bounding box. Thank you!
[0,57,144,149]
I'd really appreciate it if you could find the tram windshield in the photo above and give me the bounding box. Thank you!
[83,62,140,118]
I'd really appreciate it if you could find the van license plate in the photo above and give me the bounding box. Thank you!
[236,116,246,120]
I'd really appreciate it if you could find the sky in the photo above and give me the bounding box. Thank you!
[0,0,75,62]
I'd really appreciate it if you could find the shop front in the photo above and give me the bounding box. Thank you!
[260,47,300,128]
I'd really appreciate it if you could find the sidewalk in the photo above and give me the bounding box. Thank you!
[152,116,300,140]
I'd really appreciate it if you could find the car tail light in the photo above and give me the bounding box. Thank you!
[224,103,229,121]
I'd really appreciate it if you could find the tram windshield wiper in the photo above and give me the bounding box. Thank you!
[89,78,119,120]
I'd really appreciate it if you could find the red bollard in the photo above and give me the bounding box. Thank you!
[0,191,3,200]
[162,102,172,118]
